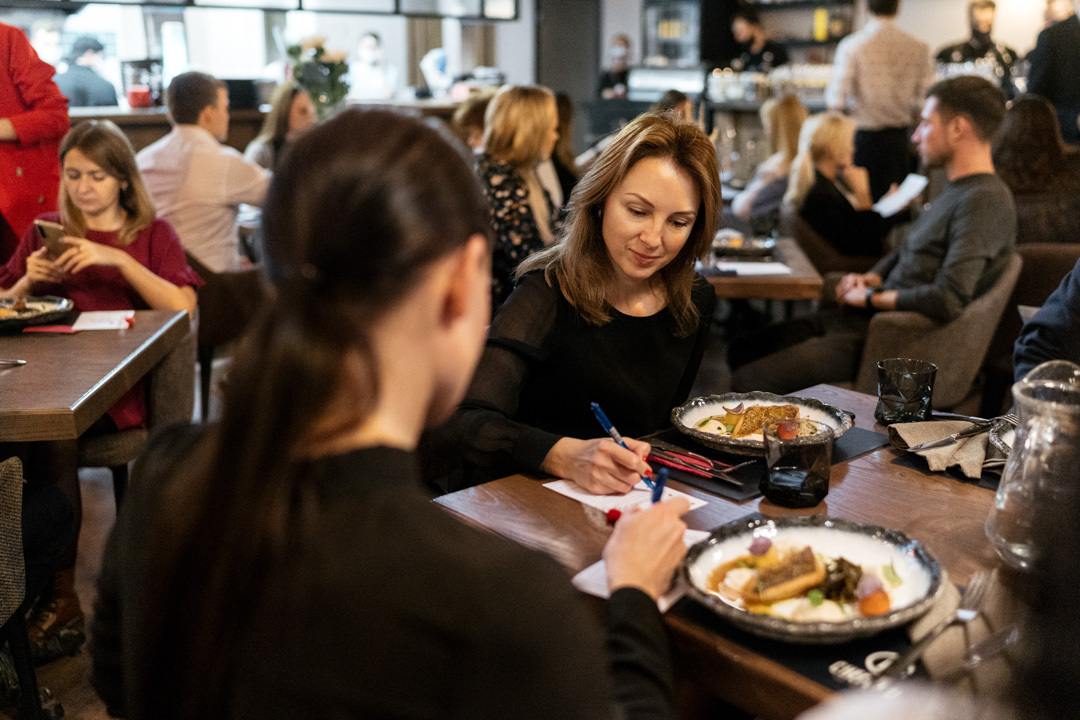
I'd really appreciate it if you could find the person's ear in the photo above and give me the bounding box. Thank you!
[441,234,491,325]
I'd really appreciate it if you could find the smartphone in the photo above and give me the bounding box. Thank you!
[33,219,74,259]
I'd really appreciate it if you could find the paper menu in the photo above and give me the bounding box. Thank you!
[571,529,711,612]
[713,261,793,276]
[72,311,134,331]
[872,173,928,218]
[543,479,708,513]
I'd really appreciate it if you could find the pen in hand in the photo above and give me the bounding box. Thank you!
[650,467,668,504]
[590,401,655,490]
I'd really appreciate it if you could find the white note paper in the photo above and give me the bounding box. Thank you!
[72,310,135,331]
[571,529,712,612]
[544,479,708,513]
[872,173,929,218]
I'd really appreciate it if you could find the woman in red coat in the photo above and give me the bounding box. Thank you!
[0,21,69,261]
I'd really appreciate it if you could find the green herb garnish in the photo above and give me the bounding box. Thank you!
[808,590,824,607]
[883,564,903,587]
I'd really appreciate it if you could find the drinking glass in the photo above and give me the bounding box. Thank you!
[761,418,834,508]
[874,358,937,425]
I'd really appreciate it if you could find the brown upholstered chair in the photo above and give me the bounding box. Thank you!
[826,253,1023,410]
[77,328,197,506]
[980,243,1080,415]
[184,252,267,422]
[780,202,881,275]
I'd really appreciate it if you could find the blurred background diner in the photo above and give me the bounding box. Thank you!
[3,0,1080,717]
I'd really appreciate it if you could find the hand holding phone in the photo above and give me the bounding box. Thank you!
[33,219,75,260]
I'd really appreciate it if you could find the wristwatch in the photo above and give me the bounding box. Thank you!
[865,287,878,310]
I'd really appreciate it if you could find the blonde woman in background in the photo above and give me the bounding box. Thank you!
[731,95,808,229]
[784,112,892,257]
[478,84,559,305]
[243,82,317,171]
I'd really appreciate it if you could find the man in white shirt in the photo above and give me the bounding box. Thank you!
[825,0,934,201]
[137,71,270,272]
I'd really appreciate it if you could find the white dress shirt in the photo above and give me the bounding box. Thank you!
[825,18,935,131]
[137,125,270,272]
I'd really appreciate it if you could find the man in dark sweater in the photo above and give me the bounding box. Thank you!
[731,76,1016,394]
[1014,258,1080,381]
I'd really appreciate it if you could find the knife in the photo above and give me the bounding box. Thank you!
[0,359,27,367]
[908,423,991,452]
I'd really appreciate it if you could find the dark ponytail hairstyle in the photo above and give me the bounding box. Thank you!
[134,109,490,719]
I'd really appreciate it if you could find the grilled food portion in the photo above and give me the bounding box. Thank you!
[732,404,799,438]
[744,546,826,604]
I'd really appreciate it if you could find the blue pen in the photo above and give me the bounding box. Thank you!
[651,467,669,504]
[590,402,655,490]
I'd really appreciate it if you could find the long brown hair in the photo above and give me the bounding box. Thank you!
[253,81,309,161]
[134,109,491,719]
[518,112,720,336]
[993,94,1077,194]
[58,120,156,246]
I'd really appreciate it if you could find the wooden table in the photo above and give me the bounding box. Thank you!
[435,384,999,719]
[0,310,190,442]
[708,238,823,302]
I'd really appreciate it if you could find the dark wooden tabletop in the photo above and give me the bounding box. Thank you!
[707,238,824,301]
[0,310,190,442]
[434,384,999,719]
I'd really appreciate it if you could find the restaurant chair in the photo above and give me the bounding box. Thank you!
[184,252,267,422]
[77,329,197,507]
[780,202,881,275]
[828,253,1023,411]
[980,243,1080,416]
[0,457,50,720]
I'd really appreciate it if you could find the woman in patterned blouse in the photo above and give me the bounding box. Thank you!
[477,85,560,306]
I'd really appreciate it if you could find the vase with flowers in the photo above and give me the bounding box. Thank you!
[287,35,350,119]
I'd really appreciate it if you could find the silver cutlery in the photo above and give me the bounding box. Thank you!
[875,569,993,682]
[909,415,1018,453]
[0,359,27,367]
[936,624,1019,683]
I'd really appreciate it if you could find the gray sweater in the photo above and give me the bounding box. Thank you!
[871,173,1016,323]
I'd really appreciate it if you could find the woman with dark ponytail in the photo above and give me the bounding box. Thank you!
[90,108,691,720]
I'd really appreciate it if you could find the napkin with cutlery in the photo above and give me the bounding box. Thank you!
[905,570,1021,693]
[887,421,999,479]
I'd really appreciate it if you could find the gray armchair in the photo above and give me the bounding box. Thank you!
[828,253,1023,410]
[77,328,197,507]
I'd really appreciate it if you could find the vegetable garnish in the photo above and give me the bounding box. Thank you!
[883,564,903,587]
[808,589,824,607]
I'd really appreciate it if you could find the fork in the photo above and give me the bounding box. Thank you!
[875,569,993,681]
[936,624,1019,683]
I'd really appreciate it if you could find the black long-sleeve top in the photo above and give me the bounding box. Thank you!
[1027,15,1080,145]
[91,427,677,720]
[426,271,716,491]
[1014,257,1080,381]
[798,170,890,257]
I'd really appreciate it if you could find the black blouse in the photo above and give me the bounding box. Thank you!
[799,170,891,257]
[92,428,677,719]
[426,270,716,490]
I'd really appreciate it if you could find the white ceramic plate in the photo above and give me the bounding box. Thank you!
[683,516,943,644]
[672,392,856,456]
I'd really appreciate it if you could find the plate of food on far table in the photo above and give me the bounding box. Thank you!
[682,515,943,644]
[0,296,74,332]
[672,392,855,456]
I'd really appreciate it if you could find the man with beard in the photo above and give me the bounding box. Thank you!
[730,77,1016,394]
[937,1,1018,99]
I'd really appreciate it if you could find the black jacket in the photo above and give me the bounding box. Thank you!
[1028,15,1080,145]
[1014,257,1080,381]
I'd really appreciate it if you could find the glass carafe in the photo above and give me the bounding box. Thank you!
[986,362,1080,570]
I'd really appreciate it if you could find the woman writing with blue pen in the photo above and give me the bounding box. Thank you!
[428,111,720,494]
